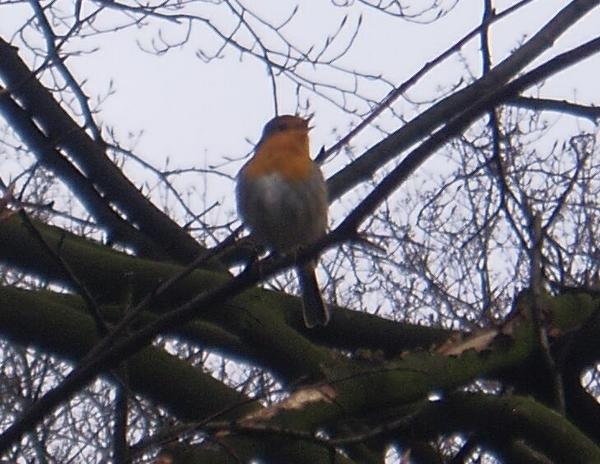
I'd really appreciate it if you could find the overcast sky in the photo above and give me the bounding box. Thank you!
[1,0,598,223]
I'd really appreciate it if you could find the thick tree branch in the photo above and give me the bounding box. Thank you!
[0,214,452,357]
[316,0,537,164]
[409,393,600,463]
[330,36,600,236]
[0,38,213,266]
[0,89,163,256]
[0,287,256,423]
[2,218,598,459]
[327,0,600,201]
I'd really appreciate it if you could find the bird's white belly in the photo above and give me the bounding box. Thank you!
[237,172,325,251]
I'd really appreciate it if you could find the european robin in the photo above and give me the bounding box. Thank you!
[236,115,329,327]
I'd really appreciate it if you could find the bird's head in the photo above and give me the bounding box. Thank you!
[260,114,312,142]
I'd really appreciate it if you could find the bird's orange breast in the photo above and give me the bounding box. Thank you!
[243,130,313,183]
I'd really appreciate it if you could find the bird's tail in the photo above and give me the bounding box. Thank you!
[298,262,329,328]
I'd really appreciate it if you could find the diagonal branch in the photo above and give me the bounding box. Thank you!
[331,36,600,238]
[0,88,163,256]
[316,0,536,164]
[0,38,213,266]
[327,0,600,201]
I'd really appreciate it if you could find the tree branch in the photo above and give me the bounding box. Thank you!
[0,88,163,256]
[0,37,213,266]
[507,96,600,122]
[327,0,600,201]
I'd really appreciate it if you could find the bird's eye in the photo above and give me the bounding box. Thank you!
[277,123,287,131]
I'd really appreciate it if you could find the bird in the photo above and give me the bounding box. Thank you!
[236,114,330,327]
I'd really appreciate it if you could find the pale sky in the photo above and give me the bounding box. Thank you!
[1,0,599,224]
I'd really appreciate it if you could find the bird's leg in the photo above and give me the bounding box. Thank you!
[239,242,276,281]
[234,234,258,272]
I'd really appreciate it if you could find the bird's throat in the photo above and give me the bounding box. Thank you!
[245,131,312,182]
